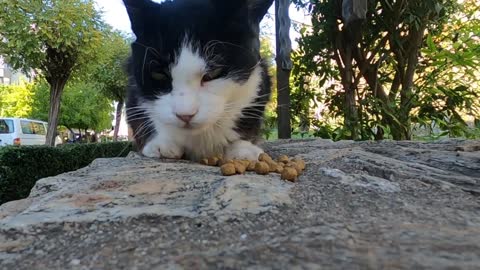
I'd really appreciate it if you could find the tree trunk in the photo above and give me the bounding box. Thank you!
[397,25,426,140]
[275,0,293,139]
[46,79,67,146]
[113,101,124,142]
[276,68,291,139]
[342,45,359,140]
[65,126,74,142]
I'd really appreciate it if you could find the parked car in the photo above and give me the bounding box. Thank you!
[0,118,62,146]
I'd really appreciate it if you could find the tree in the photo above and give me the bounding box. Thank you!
[275,0,293,139]
[414,0,480,138]
[259,36,278,139]
[91,30,130,141]
[0,83,34,118]
[292,0,478,140]
[30,80,113,134]
[0,0,103,145]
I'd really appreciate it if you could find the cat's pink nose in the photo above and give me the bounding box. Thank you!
[176,113,196,123]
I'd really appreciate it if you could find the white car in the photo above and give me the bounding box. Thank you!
[0,118,62,146]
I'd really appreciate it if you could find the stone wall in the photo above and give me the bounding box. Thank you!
[1,139,479,269]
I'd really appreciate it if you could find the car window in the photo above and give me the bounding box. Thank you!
[20,121,46,135]
[33,122,46,135]
[0,119,14,134]
[20,121,34,134]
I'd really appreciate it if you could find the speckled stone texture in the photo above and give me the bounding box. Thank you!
[1,139,479,270]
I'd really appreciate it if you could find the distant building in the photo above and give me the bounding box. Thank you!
[0,56,34,85]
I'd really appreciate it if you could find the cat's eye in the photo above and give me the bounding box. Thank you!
[201,68,224,83]
[151,71,168,81]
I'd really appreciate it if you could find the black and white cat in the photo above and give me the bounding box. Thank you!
[123,0,273,161]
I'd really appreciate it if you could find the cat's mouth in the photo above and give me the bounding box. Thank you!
[180,122,202,131]
[178,121,212,133]
[182,123,194,129]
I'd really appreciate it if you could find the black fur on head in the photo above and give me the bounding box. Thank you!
[123,0,272,96]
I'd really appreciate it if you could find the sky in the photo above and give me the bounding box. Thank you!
[95,0,310,47]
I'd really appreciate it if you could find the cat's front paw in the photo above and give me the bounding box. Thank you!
[142,136,184,159]
[224,140,264,161]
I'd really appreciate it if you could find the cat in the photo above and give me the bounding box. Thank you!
[123,0,273,162]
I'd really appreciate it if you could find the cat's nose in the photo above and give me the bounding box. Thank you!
[176,113,196,123]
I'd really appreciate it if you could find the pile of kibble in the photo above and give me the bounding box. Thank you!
[201,153,305,182]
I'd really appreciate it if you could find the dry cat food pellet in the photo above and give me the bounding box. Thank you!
[255,161,270,175]
[281,167,298,182]
[247,161,257,171]
[277,155,289,164]
[208,157,220,166]
[233,160,247,174]
[220,163,236,176]
[259,153,273,162]
[202,153,306,182]
[266,160,278,172]
[292,158,306,170]
[219,159,233,166]
[239,160,250,168]
[285,162,302,174]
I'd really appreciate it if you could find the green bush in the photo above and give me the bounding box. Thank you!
[0,142,133,204]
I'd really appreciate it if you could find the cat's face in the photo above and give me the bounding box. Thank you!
[124,0,272,132]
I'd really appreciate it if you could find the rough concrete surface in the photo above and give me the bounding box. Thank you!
[0,139,479,270]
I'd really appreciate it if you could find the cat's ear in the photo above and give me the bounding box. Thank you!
[247,0,274,24]
[122,0,151,37]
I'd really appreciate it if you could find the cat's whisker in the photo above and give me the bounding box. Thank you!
[126,109,146,115]
[224,111,265,118]
[127,111,153,117]
[126,117,151,123]
[240,110,266,115]
[205,40,257,59]
[134,119,151,131]
[126,109,149,115]
[128,111,154,119]
[132,126,148,140]
[126,114,149,120]
[125,105,148,111]
[224,102,267,108]
[226,97,270,105]
[225,102,289,111]
[240,115,266,120]
[224,106,267,114]
[229,103,270,109]
[137,127,156,140]
[239,117,265,121]
[254,92,274,99]
[133,121,155,140]
[133,41,161,57]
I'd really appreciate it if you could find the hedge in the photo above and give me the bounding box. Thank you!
[0,142,133,204]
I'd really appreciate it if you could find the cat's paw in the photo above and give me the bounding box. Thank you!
[142,136,184,159]
[224,140,264,161]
